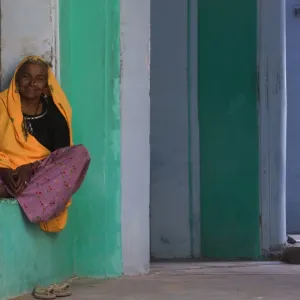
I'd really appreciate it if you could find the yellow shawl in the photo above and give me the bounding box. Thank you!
[0,56,73,232]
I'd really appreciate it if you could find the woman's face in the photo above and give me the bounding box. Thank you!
[16,62,48,101]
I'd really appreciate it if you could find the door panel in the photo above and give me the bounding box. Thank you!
[286,0,300,233]
[150,0,191,259]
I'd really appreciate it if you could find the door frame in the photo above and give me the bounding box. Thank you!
[188,0,201,258]
[258,0,287,253]
[51,0,60,80]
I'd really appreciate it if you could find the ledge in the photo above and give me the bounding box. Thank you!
[0,200,74,300]
[0,198,18,204]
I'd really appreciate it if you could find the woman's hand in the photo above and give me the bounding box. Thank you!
[13,164,32,195]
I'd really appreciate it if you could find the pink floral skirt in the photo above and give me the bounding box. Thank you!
[0,145,90,223]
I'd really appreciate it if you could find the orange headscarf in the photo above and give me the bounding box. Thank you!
[0,56,73,232]
[0,56,73,169]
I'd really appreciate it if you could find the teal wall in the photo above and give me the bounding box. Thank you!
[0,201,74,299]
[198,0,260,259]
[0,1,121,298]
[59,0,122,276]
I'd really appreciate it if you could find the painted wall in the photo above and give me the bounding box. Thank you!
[198,0,260,259]
[286,0,300,234]
[150,0,193,259]
[259,0,287,252]
[120,0,151,275]
[0,201,74,300]
[60,0,122,277]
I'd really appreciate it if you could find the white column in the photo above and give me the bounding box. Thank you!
[259,0,287,251]
[120,0,151,275]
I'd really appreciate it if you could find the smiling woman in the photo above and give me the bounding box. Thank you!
[0,56,91,233]
[17,59,70,150]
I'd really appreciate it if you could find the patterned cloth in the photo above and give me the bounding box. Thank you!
[1,145,90,223]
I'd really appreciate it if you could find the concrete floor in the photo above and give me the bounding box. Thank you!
[14,262,300,300]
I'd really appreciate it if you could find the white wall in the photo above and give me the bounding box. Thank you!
[259,0,287,251]
[0,0,58,88]
[120,0,151,275]
[285,0,300,234]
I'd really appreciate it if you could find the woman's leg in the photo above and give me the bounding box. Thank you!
[16,145,91,226]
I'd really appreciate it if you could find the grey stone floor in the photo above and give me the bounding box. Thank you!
[14,262,300,300]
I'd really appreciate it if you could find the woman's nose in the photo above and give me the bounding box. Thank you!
[29,79,37,86]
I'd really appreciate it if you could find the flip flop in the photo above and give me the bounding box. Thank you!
[32,286,56,299]
[51,283,72,297]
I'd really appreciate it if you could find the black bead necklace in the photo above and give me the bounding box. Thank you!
[22,97,48,140]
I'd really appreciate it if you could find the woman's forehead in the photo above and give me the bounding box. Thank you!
[18,62,48,75]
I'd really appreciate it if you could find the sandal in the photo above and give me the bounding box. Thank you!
[32,286,56,299]
[51,283,72,297]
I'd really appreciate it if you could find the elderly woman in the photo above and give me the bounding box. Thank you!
[0,56,90,235]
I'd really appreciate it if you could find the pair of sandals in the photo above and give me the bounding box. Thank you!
[32,283,72,299]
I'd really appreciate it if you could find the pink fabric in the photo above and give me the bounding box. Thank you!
[2,145,90,223]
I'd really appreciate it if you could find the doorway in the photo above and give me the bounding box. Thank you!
[150,0,261,260]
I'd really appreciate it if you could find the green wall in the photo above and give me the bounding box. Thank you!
[60,0,122,276]
[198,0,260,259]
[0,201,74,300]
